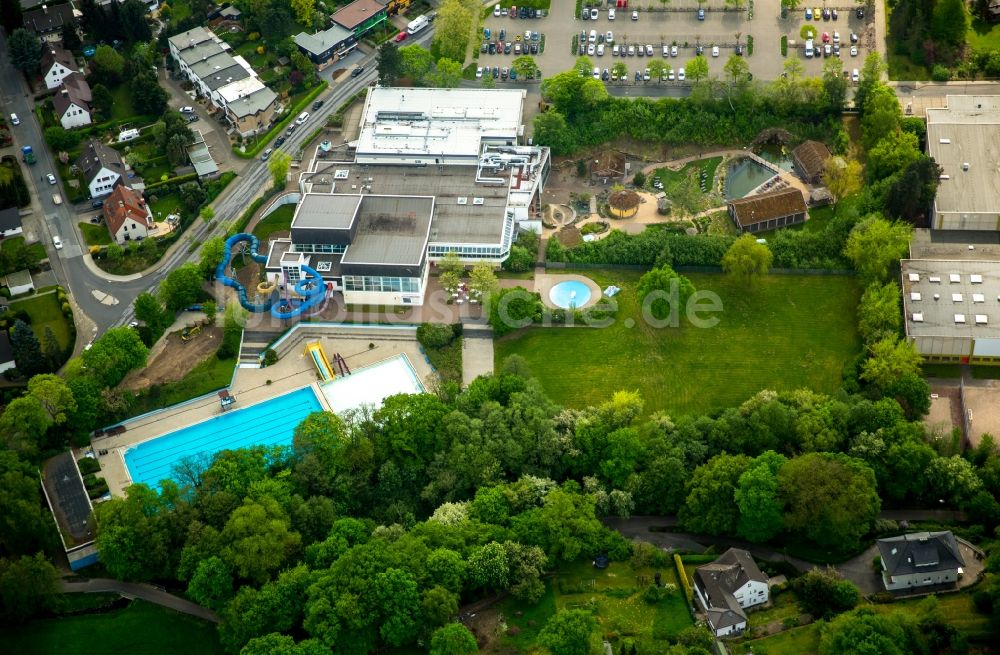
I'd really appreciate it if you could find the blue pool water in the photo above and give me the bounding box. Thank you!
[549,280,592,309]
[123,386,322,488]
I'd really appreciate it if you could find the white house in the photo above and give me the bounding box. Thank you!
[4,269,35,296]
[75,139,129,198]
[694,548,770,638]
[53,73,92,129]
[878,531,966,591]
[41,44,77,89]
[102,184,154,244]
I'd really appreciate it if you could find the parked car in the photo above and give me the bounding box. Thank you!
[712,45,719,57]
[852,68,859,82]
[46,173,56,185]
[590,8,598,19]
[805,7,813,19]
[668,68,675,81]
[831,9,838,19]
[394,31,407,42]
[645,44,653,56]
[295,111,310,125]
[350,66,364,77]
[850,32,859,43]
[9,113,19,125]
[91,199,104,209]
[261,148,273,161]
[597,44,605,56]
[856,7,865,18]
[608,8,615,20]
[833,31,840,44]
[52,235,63,249]
[850,45,858,57]
[180,106,194,113]
[493,3,500,17]
[275,136,286,147]
[678,67,686,81]
[697,8,705,20]
[312,99,324,110]
[671,45,678,57]
[186,114,199,123]
[631,10,638,20]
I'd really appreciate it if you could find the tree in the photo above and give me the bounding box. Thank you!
[159,262,204,312]
[376,41,403,86]
[130,70,168,115]
[61,23,82,51]
[861,337,922,389]
[468,262,498,300]
[0,396,52,457]
[90,83,112,120]
[792,567,860,618]
[532,110,576,156]
[866,130,921,182]
[421,585,459,628]
[930,0,969,52]
[823,156,863,206]
[722,234,773,284]
[612,61,628,83]
[429,623,477,655]
[187,556,234,611]
[821,57,848,111]
[820,609,913,655]
[268,149,291,189]
[400,44,434,82]
[680,454,751,535]
[861,85,902,151]
[854,53,886,115]
[427,58,463,88]
[511,55,537,79]
[432,0,473,62]
[635,264,696,323]
[468,541,510,591]
[44,126,81,152]
[843,217,912,283]
[480,72,496,88]
[0,553,59,624]
[779,453,881,552]
[90,44,125,83]
[199,237,226,278]
[734,451,786,543]
[7,28,40,73]
[81,326,149,387]
[42,326,61,371]
[858,282,901,345]
[10,319,46,376]
[538,609,598,655]
[923,455,983,505]
[884,157,943,224]
[27,374,76,424]
[648,58,666,85]
[290,0,315,25]
[722,54,750,86]
[135,291,169,338]
[220,497,302,584]
[373,568,421,646]
[684,55,710,83]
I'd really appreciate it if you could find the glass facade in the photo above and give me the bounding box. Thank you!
[294,243,347,254]
[428,244,504,259]
[343,275,421,293]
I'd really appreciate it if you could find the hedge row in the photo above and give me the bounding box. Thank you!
[234,81,329,159]
[674,553,694,604]
[229,187,282,236]
[144,172,199,192]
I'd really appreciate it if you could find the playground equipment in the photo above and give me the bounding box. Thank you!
[215,233,328,320]
[333,352,351,376]
[304,341,335,382]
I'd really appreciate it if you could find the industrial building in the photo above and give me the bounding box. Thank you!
[926,96,1000,231]
[263,87,550,307]
[901,259,1000,364]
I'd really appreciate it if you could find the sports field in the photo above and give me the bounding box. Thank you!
[495,269,861,416]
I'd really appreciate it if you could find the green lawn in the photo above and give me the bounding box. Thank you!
[746,591,801,629]
[252,204,295,241]
[496,270,861,417]
[10,291,73,351]
[968,17,1000,50]
[78,222,112,246]
[731,622,822,655]
[122,353,236,420]
[148,192,184,222]
[886,53,929,81]
[650,157,723,215]
[0,600,223,655]
[499,558,692,653]
[1,235,46,262]
[110,83,139,121]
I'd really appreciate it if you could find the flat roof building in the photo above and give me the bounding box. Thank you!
[294,24,356,69]
[331,0,388,37]
[901,259,1000,364]
[926,96,1000,231]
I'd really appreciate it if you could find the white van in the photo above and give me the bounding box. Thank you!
[295,111,310,125]
[804,39,815,58]
[592,66,601,80]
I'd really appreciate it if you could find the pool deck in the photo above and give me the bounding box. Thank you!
[91,326,436,497]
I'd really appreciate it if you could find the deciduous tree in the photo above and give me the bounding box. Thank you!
[680,453,750,535]
[823,156,863,205]
[843,217,912,283]
[400,44,434,82]
[636,264,696,323]
[538,609,599,655]
[722,234,773,284]
[858,282,901,345]
[861,337,922,389]
[7,28,40,73]
[429,623,477,655]
[0,553,59,624]
[432,0,473,63]
[427,57,463,88]
[268,149,291,189]
[159,262,204,312]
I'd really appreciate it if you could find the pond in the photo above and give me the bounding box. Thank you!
[755,144,796,172]
[724,158,776,200]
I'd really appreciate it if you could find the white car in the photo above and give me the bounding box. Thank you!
[588,43,595,56]
[678,67,686,81]
[632,10,638,20]
[525,30,531,41]
[590,8,598,19]
[712,45,720,57]
[668,68,675,81]
[9,113,19,125]
[646,44,653,56]
[613,44,620,55]
[52,235,63,249]
[179,106,194,113]
[493,3,500,17]
[593,66,601,79]
[589,29,597,43]
[606,31,613,42]
[476,66,483,78]
[852,68,859,82]
[671,45,678,57]
[833,31,840,44]
[608,8,615,20]
[46,173,56,185]
[295,111,310,125]
[663,45,669,57]
[850,45,858,57]
[597,44,605,56]
[643,68,650,81]
[628,45,635,56]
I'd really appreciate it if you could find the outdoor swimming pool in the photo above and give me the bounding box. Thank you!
[549,280,592,309]
[321,354,425,414]
[123,386,322,488]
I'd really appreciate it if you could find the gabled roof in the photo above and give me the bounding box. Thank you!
[694,548,767,631]
[23,3,75,33]
[75,139,126,183]
[41,44,76,74]
[53,73,91,118]
[331,0,385,30]
[791,140,832,179]
[0,331,13,365]
[103,185,152,235]
[0,206,21,233]
[878,531,966,577]
[727,188,808,227]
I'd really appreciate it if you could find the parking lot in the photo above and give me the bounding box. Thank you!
[476,0,877,85]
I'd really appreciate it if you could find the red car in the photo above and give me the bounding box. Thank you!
[394,31,406,42]
[822,32,830,43]
[510,5,517,18]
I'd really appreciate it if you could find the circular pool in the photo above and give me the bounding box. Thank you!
[549,280,593,309]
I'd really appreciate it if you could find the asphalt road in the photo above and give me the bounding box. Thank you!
[0,27,432,340]
[60,577,219,622]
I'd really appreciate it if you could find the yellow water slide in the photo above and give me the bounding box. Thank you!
[304,340,335,382]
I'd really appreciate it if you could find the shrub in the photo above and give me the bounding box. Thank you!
[262,348,278,367]
[931,65,950,81]
[78,458,100,474]
[417,323,456,349]
[674,553,693,603]
[780,36,788,57]
[642,583,677,604]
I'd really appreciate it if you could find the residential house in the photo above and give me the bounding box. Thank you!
[76,139,130,198]
[0,331,14,375]
[22,3,76,40]
[53,72,92,129]
[693,548,769,638]
[0,206,23,238]
[167,26,277,138]
[791,140,832,185]
[727,188,808,234]
[4,269,35,296]
[103,184,154,244]
[41,44,78,90]
[331,0,388,39]
[877,531,966,591]
[294,24,356,70]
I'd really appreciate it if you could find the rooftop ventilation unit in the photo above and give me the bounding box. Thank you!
[953,293,964,302]
[950,274,961,283]
[911,292,922,301]
[912,313,924,322]
[955,314,966,324]
[976,315,989,325]
[908,273,920,282]
[934,294,940,300]
[963,163,970,171]
[974,294,986,303]
[939,138,951,144]
[940,174,950,180]
[929,276,941,283]
[971,274,983,284]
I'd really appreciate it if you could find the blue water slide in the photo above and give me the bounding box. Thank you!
[215,233,328,319]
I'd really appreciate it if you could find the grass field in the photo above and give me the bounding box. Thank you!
[968,17,1000,51]
[10,291,73,351]
[0,600,223,655]
[1,235,46,263]
[731,622,822,655]
[651,157,723,215]
[499,559,692,653]
[252,204,295,241]
[78,222,112,246]
[124,354,236,419]
[495,269,861,417]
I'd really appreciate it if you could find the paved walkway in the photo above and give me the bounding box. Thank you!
[60,578,219,623]
[462,319,495,385]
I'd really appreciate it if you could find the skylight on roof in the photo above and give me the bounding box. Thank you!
[950,274,961,283]
[908,273,920,282]
[955,314,966,324]
[912,313,924,322]
[911,292,922,301]
[976,315,989,325]
[973,293,985,303]
[953,293,964,302]
[971,274,983,284]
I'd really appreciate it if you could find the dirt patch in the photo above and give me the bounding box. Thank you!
[121,327,223,392]
[467,607,508,654]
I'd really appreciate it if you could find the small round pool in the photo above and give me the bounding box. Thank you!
[549,280,592,309]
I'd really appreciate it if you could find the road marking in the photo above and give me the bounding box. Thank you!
[91,290,119,305]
